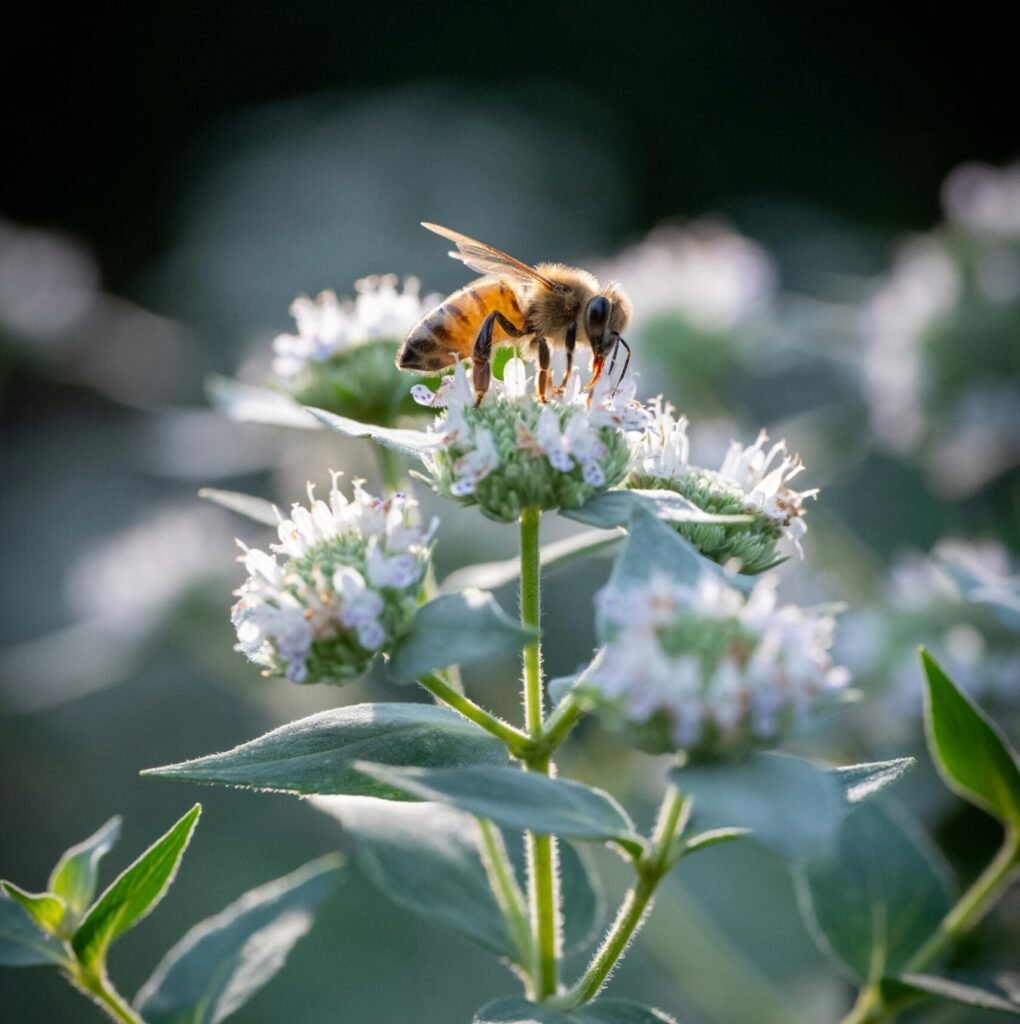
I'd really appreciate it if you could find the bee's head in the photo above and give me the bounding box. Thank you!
[583,283,633,391]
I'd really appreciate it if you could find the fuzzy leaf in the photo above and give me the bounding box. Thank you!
[883,972,1020,1015]
[306,406,432,462]
[144,703,507,798]
[356,764,643,854]
[563,488,750,531]
[134,855,342,1024]
[474,997,678,1023]
[47,815,122,922]
[198,488,279,527]
[206,375,320,429]
[920,648,1020,827]
[72,805,202,969]
[795,800,954,984]
[832,758,916,804]
[387,590,536,684]
[0,898,69,967]
[0,884,64,935]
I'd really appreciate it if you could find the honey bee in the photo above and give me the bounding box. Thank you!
[397,223,632,404]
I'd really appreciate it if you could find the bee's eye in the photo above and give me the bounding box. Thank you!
[585,295,610,330]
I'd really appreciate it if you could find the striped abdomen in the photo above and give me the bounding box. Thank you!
[397,277,526,371]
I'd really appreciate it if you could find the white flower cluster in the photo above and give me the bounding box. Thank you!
[630,398,816,565]
[273,275,436,378]
[588,572,849,756]
[231,476,436,684]
[942,161,1020,240]
[411,358,648,519]
[599,220,776,334]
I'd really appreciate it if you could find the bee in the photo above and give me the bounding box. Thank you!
[397,223,632,404]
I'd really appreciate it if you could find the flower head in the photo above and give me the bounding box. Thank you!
[584,572,849,757]
[271,275,440,424]
[231,476,437,684]
[412,358,650,522]
[629,399,816,572]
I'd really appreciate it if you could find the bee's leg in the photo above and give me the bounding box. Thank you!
[610,336,632,395]
[554,321,577,392]
[472,311,524,405]
[536,338,551,402]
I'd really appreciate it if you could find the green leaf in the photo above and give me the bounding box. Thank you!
[441,529,622,593]
[795,800,954,984]
[920,648,1020,827]
[206,375,320,429]
[306,406,432,463]
[600,508,753,636]
[474,997,677,1023]
[355,764,644,854]
[671,753,841,860]
[883,972,1020,1015]
[48,815,122,922]
[0,883,65,935]
[0,898,69,967]
[681,827,750,857]
[134,855,342,1024]
[72,804,202,969]
[562,488,751,531]
[144,704,507,798]
[198,488,279,527]
[670,755,914,861]
[387,590,536,684]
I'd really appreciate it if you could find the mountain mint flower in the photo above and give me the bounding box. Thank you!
[271,275,440,424]
[231,476,437,685]
[629,399,816,572]
[412,358,649,522]
[584,572,849,757]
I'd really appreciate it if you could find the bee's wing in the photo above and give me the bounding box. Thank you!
[422,223,555,288]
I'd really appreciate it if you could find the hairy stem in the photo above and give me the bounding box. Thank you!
[71,966,144,1024]
[839,827,1020,1024]
[417,673,530,754]
[564,785,688,1006]
[520,506,559,998]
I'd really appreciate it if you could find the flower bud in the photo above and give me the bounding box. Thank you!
[413,359,649,522]
[629,399,816,573]
[231,476,437,684]
[582,571,849,758]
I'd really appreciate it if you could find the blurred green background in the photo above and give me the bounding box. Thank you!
[2,4,1017,1022]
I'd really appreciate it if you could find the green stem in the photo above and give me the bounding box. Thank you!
[72,966,145,1024]
[417,673,530,754]
[563,785,688,1007]
[477,817,535,985]
[538,693,584,754]
[375,445,403,493]
[839,827,1020,1024]
[520,506,559,999]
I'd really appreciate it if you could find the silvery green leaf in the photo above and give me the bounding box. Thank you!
[47,815,122,922]
[387,590,535,684]
[198,488,279,527]
[0,898,69,967]
[795,800,954,984]
[306,406,433,463]
[356,764,644,855]
[144,703,507,798]
[883,972,1020,1015]
[562,488,750,531]
[134,855,342,1024]
[0,884,64,935]
[206,375,320,429]
[72,805,202,969]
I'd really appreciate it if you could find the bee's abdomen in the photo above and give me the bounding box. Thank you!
[397,279,524,371]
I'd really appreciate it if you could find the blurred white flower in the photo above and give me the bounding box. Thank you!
[272,275,438,377]
[942,161,1020,240]
[600,220,776,333]
[232,476,436,684]
[587,571,849,756]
